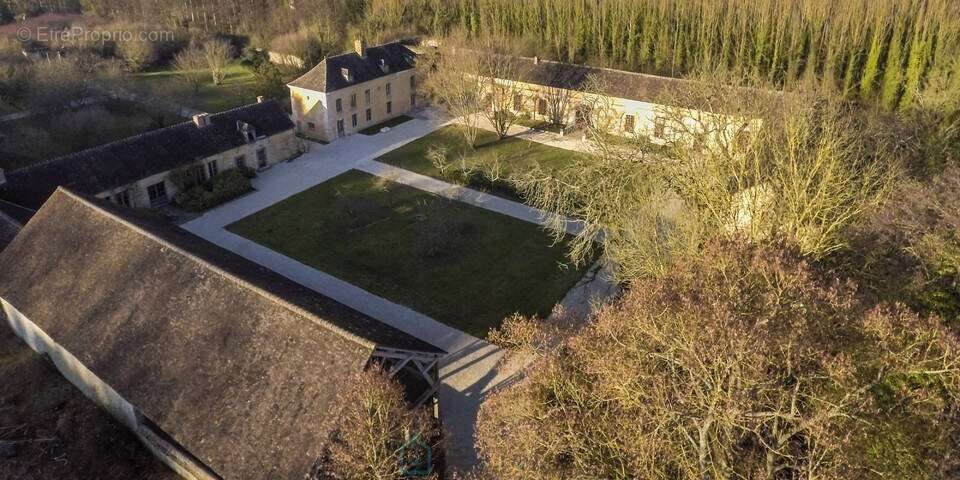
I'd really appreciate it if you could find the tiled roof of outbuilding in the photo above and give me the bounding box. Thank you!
[515,57,688,104]
[0,100,294,210]
[504,55,778,112]
[288,42,416,93]
[0,188,440,480]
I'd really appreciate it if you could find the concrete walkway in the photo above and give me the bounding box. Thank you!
[181,110,615,474]
[181,111,501,471]
[356,159,584,236]
[472,115,593,153]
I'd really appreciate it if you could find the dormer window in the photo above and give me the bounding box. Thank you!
[379,59,389,73]
[341,67,353,82]
[237,121,257,143]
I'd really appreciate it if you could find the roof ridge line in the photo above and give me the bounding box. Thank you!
[9,101,273,175]
[325,40,403,61]
[56,187,378,352]
[514,53,691,84]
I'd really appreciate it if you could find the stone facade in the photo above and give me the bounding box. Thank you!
[497,76,742,144]
[1,300,218,480]
[288,41,419,143]
[291,70,416,142]
[94,128,299,209]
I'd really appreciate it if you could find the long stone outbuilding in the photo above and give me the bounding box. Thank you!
[0,188,444,480]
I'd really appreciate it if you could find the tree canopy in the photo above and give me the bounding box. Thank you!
[477,241,960,479]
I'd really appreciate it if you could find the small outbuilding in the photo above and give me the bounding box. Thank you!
[0,188,443,480]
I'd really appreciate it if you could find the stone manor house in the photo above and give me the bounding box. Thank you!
[288,40,418,142]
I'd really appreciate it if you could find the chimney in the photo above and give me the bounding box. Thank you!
[192,113,210,128]
[354,39,367,58]
[256,95,265,103]
[341,67,353,82]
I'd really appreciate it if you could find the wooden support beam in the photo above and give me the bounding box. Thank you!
[388,357,412,377]
[414,383,441,408]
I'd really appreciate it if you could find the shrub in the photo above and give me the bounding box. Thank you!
[314,370,439,480]
[476,240,960,479]
[848,165,960,329]
[174,168,253,212]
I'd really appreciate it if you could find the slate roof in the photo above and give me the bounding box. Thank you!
[0,198,34,226]
[0,100,295,210]
[288,42,416,93]
[496,55,770,112]
[514,57,687,104]
[0,188,440,480]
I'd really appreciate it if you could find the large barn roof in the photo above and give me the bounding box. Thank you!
[288,42,416,93]
[0,188,439,480]
[0,100,294,210]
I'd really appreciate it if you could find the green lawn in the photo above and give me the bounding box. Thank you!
[226,170,588,338]
[0,99,185,171]
[128,63,275,113]
[375,125,586,201]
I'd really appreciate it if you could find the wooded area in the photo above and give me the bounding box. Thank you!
[3,0,959,111]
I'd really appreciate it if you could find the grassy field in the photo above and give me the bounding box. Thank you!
[0,324,175,479]
[374,125,585,201]
[227,170,588,338]
[0,99,185,171]
[128,63,269,113]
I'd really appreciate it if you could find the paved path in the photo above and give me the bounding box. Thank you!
[182,110,615,474]
[472,115,593,153]
[356,159,584,236]
[182,111,502,471]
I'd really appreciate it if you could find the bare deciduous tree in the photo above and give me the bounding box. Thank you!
[314,370,439,480]
[27,55,116,112]
[543,83,573,127]
[513,76,900,280]
[476,241,960,479]
[474,43,532,140]
[117,37,158,72]
[424,35,533,143]
[421,38,485,148]
[173,45,207,93]
[203,39,232,86]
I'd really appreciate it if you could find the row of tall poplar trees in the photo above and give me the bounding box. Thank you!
[9,0,960,111]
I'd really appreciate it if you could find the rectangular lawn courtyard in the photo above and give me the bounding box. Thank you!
[226,170,589,338]
[375,125,588,202]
